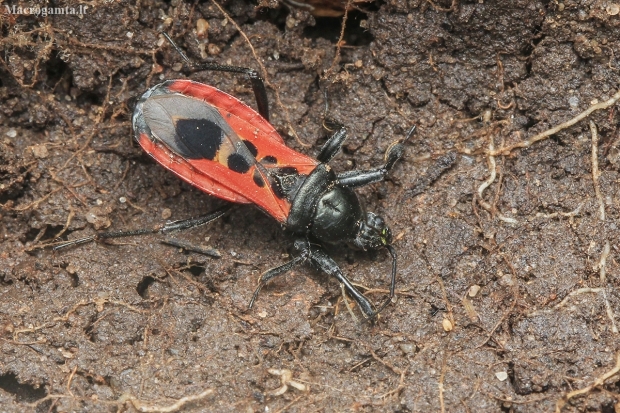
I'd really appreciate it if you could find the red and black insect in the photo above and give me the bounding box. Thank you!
[56,33,413,319]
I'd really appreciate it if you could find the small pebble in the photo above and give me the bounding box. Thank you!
[495,371,508,381]
[468,285,481,297]
[569,96,579,108]
[196,18,209,38]
[399,343,417,354]
[208,44,221,56]
[286,15,297,29]
[162,208,172,219]
[86,212,98,224]
[31,145,48,158]
[607,4,620,15]
[499,274,515,287]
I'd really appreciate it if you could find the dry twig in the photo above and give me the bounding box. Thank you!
[364,346,407,400]
[439,350,448,413]
[340,283,359,322]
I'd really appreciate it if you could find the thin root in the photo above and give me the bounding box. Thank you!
[124,388,214,412]
[477,134,518,223]
[534,204,583,219]
[527,287,604,317]
[340,283,359,322]
[590,121,605,221]
[598,241,611,284]
[490,89,620,156]
[598,241,618,334]
[267,368,308,396]
[425,0,459,12]
[554,352,620,413]
[325,0,353,76]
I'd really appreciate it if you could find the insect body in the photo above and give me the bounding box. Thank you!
[133,79,318,224]
[132,75,412,319]
[59,34,412,319]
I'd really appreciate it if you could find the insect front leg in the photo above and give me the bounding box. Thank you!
[298,241,377,319]
[52,205,231,251]
[336,125,416,188]
[248,248,309,310]
[248,239,377,319]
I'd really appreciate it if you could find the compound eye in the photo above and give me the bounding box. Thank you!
[375,216,385,228]
[367,213,385,230]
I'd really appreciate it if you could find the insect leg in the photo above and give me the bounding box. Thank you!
[160,238,221,258]
[248,240,387,319]
[161,33,270,121]
[317,124,347,163]
[52,205,231,251]
[248,252,308,310]
[336,125,416,188]
[299,241,377,319]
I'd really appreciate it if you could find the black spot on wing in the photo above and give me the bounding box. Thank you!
[175,118,222,160]
[270,180,286,199]
[243,140,258,157]
[279,166,298,175]
[261,155,277,164]
[228,153,251,174]
[253,170,265,187]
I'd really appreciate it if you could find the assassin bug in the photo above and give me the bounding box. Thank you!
[55,33,413,319]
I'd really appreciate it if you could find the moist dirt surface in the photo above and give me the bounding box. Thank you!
[2,1,620,412]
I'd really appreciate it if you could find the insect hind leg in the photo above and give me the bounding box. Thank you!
[317,124,347,163]
[52,205,231,251]
[161,33,270,121]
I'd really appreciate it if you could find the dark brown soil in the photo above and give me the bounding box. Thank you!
[2,0,620,412]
